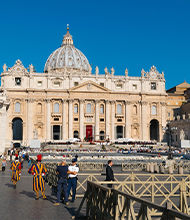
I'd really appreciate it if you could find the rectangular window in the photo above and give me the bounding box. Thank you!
[100,83,104,87]
[87,103,91,113]
[15,78,21,86]
[54,81,60,87]
[100,106,104,114]
[116,84,122,89]
[74,106,78,113]
[168,112,170,117]
[74,118,78,121]
[74,82,79,87]
[133,84,137,90]
[151,82,156,90]
[38,81,42,87]
[100,118,104,122]
[54,118,59,121]
[117,119,122,122]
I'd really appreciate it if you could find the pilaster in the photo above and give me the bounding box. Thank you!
[125,100,131,138]
[79,99,85,140]
[68,99,74,138]
[105,100,110,139]
[95,99,100,140]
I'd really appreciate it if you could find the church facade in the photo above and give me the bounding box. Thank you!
[0,27,167,152]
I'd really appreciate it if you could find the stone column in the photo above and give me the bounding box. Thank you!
[46,99,51,141]
[161,102,167,141]
[125,101,131,138]
[105,100,110,139]
[79,99,85,141]
[27,98,35,141]
[62,99,67,140]
[111,101,116,140]
[95,100,100,140]
[141,101,148,140]
[0,106,7,153]
[25,99,28,143]
[68,99,73,138]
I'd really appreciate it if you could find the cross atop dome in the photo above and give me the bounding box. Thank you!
[61,24,73,46]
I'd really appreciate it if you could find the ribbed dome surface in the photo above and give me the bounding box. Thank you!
[44,28,90,72]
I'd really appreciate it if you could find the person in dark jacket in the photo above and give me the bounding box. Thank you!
[106,160,114,188]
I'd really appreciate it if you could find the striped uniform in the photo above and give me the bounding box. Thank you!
[28,163,47,199]
[10,160,21,185]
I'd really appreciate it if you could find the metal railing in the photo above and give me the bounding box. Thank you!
[75,181,190,220]
[122,161,190,171]
[45,163,190,215]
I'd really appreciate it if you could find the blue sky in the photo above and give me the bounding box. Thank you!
[0,0,190,89]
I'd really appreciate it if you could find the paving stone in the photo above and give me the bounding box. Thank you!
[0,161,84,220]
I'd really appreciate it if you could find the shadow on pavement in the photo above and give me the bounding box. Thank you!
[19,190,36,199]
[5,183,14,188]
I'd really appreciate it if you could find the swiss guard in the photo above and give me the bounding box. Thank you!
[10,154,22,189]
[28,154,47,200]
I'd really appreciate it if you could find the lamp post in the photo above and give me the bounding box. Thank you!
[162,122,177,160]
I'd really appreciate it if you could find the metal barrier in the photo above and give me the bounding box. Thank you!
[122,163,147,171]
[79,162,103,171]
[122,161,190,171]
[75,181,190,219]
[45,163,190,215]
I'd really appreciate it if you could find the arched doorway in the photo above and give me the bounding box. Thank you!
[12,117,23,140]
[150,119,159,141]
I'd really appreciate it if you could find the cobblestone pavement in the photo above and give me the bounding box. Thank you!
[0,161,85,220]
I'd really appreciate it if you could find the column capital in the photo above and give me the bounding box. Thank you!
[160,101,167,106]
[26,98,35,103]
[125,100,131,105]
[44,98,52,103]
[61,99,67,103]
[105,100,110,104]
[141,101,148,106]
[68,99,74,103]
[95,99,100,104]
[110,100,116,105]
[79,99,85,104]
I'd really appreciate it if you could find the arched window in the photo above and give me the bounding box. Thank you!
[54,103,59,113]
[117,104,122,114]
[74,104,78,113]
[133,105,137,115]
[87,103,91,113]
[100,104,104,114]
[15,102,21,113]
[152,105,156,115]
[37,103,42,113]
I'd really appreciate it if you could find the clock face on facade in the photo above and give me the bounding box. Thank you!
[150,71,156,78]
[16,67,21,72]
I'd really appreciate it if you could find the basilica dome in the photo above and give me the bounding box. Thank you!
[44,27,90,72]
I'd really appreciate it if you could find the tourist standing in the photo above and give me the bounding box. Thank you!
[54,160,77,206]
[10,154,22,189]
[28,154,47,200]
[106,160,115,188]
[67,158,79,202]
[1,158,7,172]
[28,158,31,168]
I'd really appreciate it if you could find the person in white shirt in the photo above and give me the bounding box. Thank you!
[67,158,79,202]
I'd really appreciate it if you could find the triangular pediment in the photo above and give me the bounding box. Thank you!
[68,81,111,93]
